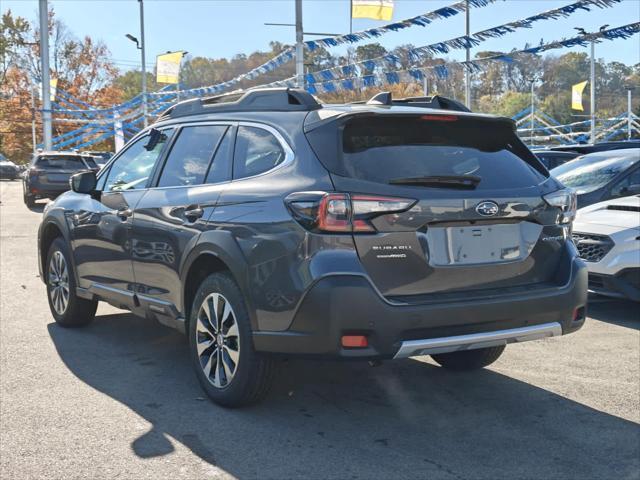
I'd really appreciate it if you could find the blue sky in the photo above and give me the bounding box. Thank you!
[4,0,640,72]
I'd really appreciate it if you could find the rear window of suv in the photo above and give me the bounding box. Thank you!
[307,114,547,189]
[35,156,87,170]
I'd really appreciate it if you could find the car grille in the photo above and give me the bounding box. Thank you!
[572,232,614,262]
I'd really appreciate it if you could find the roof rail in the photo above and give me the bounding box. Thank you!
[355,91,471,113]
[158,88,322,120]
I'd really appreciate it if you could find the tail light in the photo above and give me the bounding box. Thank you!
[286,192,416,233]
[543,188,577,224]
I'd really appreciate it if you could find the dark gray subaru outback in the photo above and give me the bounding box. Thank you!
[38,88,587,407]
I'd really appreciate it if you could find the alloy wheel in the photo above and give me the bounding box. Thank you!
[195,293,240,388]
[48,251,70,315]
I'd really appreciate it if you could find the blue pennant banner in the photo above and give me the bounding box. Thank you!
[305,0,499,51]
[306,21,639,95]
[304,0,622,86]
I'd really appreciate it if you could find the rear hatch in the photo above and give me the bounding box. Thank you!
[305,111,569,300]
[34,155,93,185]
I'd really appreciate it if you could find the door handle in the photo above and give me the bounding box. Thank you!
[117,208,132,220]
[184,205,204,222]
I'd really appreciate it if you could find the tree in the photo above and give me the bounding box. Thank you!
[0,10,30,84]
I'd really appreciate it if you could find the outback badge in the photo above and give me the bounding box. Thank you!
[476,201,499,217]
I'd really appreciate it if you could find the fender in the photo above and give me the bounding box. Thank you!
[180,229,258,329]
[38,207,74,284]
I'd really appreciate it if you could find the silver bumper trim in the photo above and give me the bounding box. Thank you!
[393,322,563,359]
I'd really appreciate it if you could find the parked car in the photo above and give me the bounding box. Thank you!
[81,150,113,168]
[534,150,580,170]
[37,88,587,407]
[550,148,640,208]
[549,140,640,155]
[23,151,98,207]
[0,155,21,180]
[573,195,640,301]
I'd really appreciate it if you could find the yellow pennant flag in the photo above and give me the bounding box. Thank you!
[352,0,394,21]
[571,81,588,111]
[156,51,184,84]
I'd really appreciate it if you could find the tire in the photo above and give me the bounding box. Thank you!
[431,345,506,371]
[188,272,275,407]
[24,190,35,208]
[46,237,98,327]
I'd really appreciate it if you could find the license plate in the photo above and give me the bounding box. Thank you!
[425,223,542,266]
[45,173,70,183]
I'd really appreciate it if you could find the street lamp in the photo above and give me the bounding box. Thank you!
[528,75,542,147]
[624,80,636,141]
[575,24,609,145]
[126,0,147,127]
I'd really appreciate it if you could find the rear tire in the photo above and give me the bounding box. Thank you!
[431,345,505,371]
[24,190,35,208]
[188,272,275,407]
[46,238,98,327]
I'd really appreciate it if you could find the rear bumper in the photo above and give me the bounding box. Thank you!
[253,256,588,359]
[28,179,69,198]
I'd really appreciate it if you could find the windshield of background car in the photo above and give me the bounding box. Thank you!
[306,114,547,189]
[35,156,86,170]
[551,153,638,194]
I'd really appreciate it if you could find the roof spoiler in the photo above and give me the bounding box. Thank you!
[357,91,471,113]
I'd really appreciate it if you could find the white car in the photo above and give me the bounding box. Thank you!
[572,195,640,301]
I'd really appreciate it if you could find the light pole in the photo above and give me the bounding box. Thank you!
[126,0,147,127]
[38,0,52,150]
[295,0,304,88]
[576,25,609,145]
[528,75,541,147]
[464,0,471,109]
[624,83,635,140]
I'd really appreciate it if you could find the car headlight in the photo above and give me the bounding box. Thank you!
[543,188,577,225]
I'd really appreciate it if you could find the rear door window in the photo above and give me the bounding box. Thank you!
[35,156,86,170]
[157,125,228,187]
[233,126,286,179]
[307,115,547,189]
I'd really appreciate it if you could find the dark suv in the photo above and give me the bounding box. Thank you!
[38,89,587,407]
[24,151,98,207]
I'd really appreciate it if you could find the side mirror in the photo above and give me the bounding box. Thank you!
[70,170,97,194]
[622,184,640,196]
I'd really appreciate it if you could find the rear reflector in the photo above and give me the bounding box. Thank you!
[420,114,458,122]
[341,335,368,348]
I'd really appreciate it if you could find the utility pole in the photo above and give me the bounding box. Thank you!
[464,0,471,109]
[38,0,52,150]
[295,0,304,88]
[423,75,428,96]
[139,0,148,127]
[589,39,596,144]
[31,86,37,154]
[530,80,535,147]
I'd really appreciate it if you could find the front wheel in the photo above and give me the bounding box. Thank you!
[431,345,505,371]
[189,272,275,407]
[46,238,98,327]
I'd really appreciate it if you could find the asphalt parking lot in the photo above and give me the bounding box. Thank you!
[0,179,638,480]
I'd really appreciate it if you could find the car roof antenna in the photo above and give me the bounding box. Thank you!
[366,91,393,106]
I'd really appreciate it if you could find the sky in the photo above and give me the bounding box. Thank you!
[3,0,640,73]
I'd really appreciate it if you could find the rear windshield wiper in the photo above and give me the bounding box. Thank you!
[389,175,481,189]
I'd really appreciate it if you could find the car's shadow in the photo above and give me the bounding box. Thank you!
[588,296,639,330]
[48,313,639,479]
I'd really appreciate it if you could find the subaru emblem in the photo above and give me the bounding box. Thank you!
[476,201,499,217]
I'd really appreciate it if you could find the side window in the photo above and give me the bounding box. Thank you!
[103,130,172,192]
[233,126,286,179]
[610,168,640,197]
[205,127,233,184]
[157,125,227,188]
